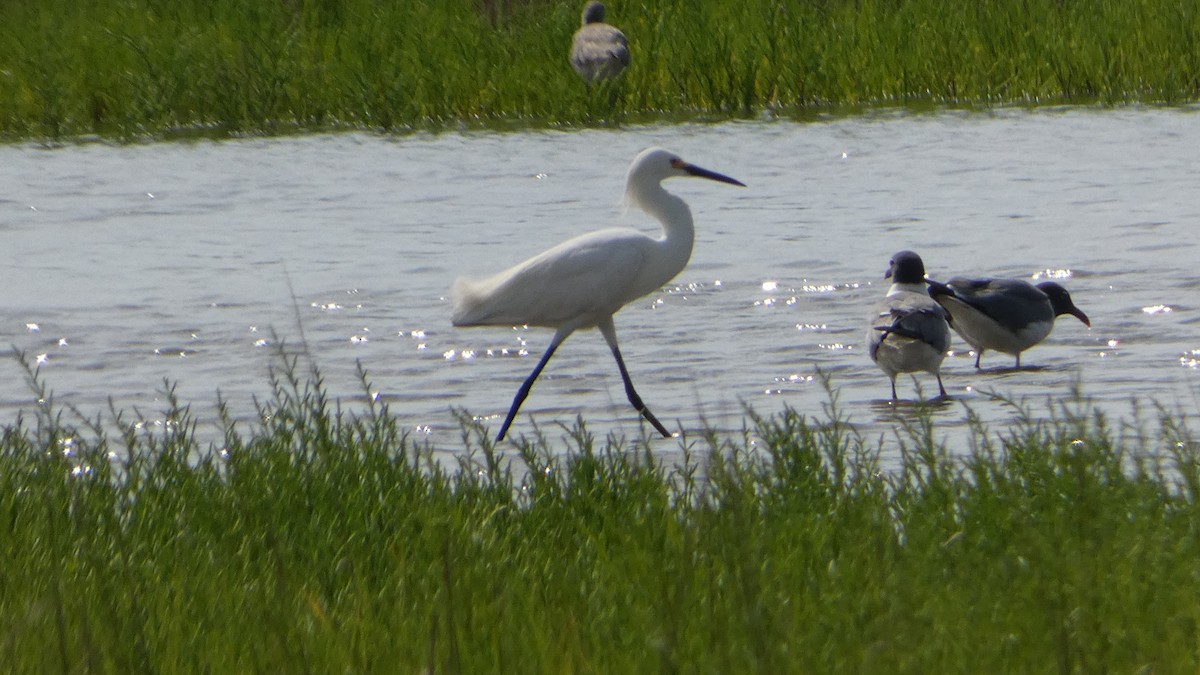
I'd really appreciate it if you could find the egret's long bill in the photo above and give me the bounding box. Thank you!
[673,158,746,187]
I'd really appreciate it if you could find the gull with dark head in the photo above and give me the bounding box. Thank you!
[867,250,951,400]
[927,277,1090,369]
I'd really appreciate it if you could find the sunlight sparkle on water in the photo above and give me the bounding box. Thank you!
[404,330,428,350]
[443,348,477,361]
[1032,268,1073,280]
[1142,305,1173,314]
[1182,350,1200,369]
[801,283,839,293]
[762,281,779,292]
[778,374,815,384]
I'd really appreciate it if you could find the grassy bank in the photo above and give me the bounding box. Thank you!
[2,0,1198,141]
[2,355,1199,672]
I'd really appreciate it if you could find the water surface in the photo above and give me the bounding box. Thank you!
[3,107,1198,454]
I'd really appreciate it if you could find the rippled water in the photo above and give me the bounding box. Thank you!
[3,107,1199,454]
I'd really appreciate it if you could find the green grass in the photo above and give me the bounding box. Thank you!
[1,0,1198,141]
[3,352,1200,673]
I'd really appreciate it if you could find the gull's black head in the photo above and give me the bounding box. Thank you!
[1036,281,1090,326]
[885,250,927,285]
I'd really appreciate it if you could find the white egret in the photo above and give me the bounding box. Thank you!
[867,250,951,400]
[452,147,745,441]
[570,1,630,83]
[927,277,1090,368]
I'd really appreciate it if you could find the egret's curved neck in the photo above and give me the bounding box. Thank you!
[631,181,695,252]
[624,176,699,291]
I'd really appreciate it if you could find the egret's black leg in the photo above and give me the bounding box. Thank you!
[598,318,671,438]
[496,331,569,442]
[936,373,947,398]
[609,342,671,438]
[890,378,898,401]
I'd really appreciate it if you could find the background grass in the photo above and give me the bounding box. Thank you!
[1,0,1198,141]
[2,355,1199,673]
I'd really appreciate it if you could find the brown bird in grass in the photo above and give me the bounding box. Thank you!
[570,2,630,83]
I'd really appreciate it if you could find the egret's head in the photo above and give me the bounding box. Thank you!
[623,147,745,209]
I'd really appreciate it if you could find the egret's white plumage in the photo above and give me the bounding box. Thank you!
[928,277,1090,368]
[453,147,744,441]
[867,250,951,400]
[569,1,630,83]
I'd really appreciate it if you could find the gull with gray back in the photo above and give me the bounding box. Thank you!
[867,250,951,400]
[927,277,1090,368]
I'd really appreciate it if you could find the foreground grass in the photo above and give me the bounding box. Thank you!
[2,0,1199,141]
[2,356,1200,673]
